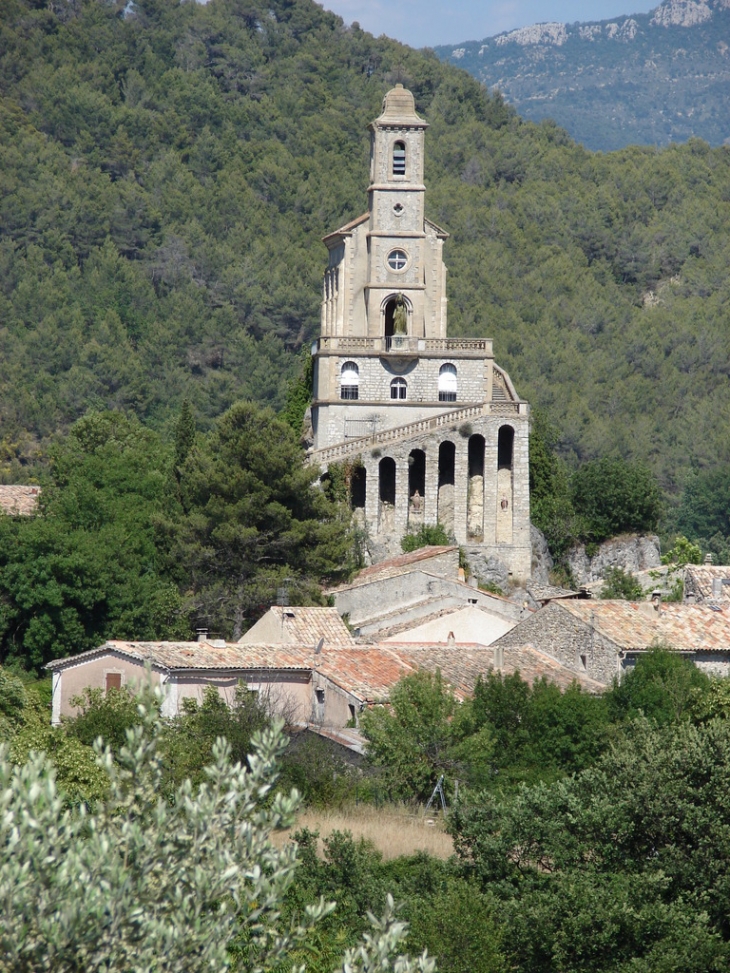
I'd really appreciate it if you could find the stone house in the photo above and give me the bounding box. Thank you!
[0,485,40,515]
[683,564,730,605]
[327,544,528,638]
[493,599,730,686]
[308,85,531,582]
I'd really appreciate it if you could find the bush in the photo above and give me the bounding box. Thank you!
[600,567,644,600]
[401,524,450,553]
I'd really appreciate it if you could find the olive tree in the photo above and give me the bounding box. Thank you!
[0,696,435,973]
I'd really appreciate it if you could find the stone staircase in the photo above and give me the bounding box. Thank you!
[308,400,521,467]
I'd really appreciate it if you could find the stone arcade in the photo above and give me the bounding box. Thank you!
[309,85,531,582]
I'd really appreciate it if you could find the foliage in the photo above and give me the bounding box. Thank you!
[401,524,450,553]
[528,411,576,559]
[0,411,189,668]
[0,0,729,506]
[282,347,314,435]
[450,717,730,972]
[571,458,663,543]
[605,648,710,726]
[661,534,702,567]
[167,400,352,638]
[66,684,153,755]
[471,671,609,788]
[435,11,730,151]
[162,684,270,791]
[600,566,644,600]
[360,671,489,800]
[0,699,435,973]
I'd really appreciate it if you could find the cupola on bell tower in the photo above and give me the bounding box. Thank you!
[309,85,532,584]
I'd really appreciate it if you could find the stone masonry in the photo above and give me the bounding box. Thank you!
[309,85,532,583]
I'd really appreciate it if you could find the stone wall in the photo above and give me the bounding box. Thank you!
[567,534,662,585]
[493,602,621,685]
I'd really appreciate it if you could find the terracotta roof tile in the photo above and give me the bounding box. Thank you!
[0,485,41,516]
[239,606,355,646]
[332,546,458,590]
[684,566,730,604]
[559,600,730,652]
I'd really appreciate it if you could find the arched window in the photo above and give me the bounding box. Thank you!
[340,361,359,400]
[438,363,457,402]
[390,377,407,400]
[392,141,406,176]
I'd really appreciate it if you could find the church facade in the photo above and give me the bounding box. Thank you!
[309,85,532,583]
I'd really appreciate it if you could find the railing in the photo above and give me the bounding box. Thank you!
[308,400,524,466]
[315,336,492,355]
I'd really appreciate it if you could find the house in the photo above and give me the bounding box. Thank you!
[493,599,730,685]
[238,606,355,647]
[328,544,527,639]
[683,564,730,605]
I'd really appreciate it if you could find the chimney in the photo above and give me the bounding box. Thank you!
[196,628,208,643]
[712,578,723,602]
[493,644,504,669]
[651,590,662,612]
[705,553,714,565]
[447,631,455,648]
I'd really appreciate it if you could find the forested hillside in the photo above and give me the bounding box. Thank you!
[2,0,730,500]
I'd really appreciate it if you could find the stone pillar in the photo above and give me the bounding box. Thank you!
[424,445,438,527]
[365,459,380,536]
[512,421,531,549]
[453,439,469,544]
[395,456,409,539]
[482,432,498,545]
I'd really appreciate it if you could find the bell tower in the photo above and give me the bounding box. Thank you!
[309,85,532,583]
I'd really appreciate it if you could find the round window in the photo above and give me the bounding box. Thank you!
[387,249,408,271]
[393,202,405,217]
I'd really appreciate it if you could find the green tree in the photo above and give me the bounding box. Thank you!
[605,648,710,725]
[0,700,436,973]
[600,566,644,600]
[571,458,663,543]
[361,671,493,800]
[169,401,352,638]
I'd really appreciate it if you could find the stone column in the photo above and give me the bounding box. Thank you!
[483,432,498,545]
[424,445,438,526]
[395,455,409,539]
[453,438,469,544]
[365,459,380,536]
[512,420,531,549]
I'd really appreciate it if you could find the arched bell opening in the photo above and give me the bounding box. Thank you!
[467,434,485,541]
[350,464,366,510]
[408,449,426,529]
[383,294,410,342]
[496,425,515,544]
[378,456,396,534]
[437,440,455,536]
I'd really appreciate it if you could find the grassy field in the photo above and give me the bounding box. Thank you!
[278,804,454,860]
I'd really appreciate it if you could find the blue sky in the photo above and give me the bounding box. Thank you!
[319,1,659,49]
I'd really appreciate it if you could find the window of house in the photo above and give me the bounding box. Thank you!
[315,688,325,705]
[387,249,408,271]
[340,361,359,400]
[390,377,407,400]
[438,363,457,402]
[105,672,122,692]
[393,141,406,175]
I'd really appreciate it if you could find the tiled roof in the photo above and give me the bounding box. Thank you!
[527,584,580,603]
[684,566,730,604]
[332,546,458,589]
[386,642,603,695]
[0,485,41,516]
[239,606,355,646]
[323,211,369,243]
[559,600,730,652]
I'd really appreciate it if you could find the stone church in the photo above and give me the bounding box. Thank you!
[309,85,531,583]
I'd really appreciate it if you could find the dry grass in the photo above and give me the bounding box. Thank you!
[275,804,454,860]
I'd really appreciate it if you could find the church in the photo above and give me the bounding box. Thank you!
[308,85,532,584]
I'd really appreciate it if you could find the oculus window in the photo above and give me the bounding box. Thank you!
[387,249,408,272]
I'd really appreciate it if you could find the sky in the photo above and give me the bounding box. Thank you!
[319,0,659,49]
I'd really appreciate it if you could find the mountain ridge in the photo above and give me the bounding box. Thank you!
[435,0,730,150]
